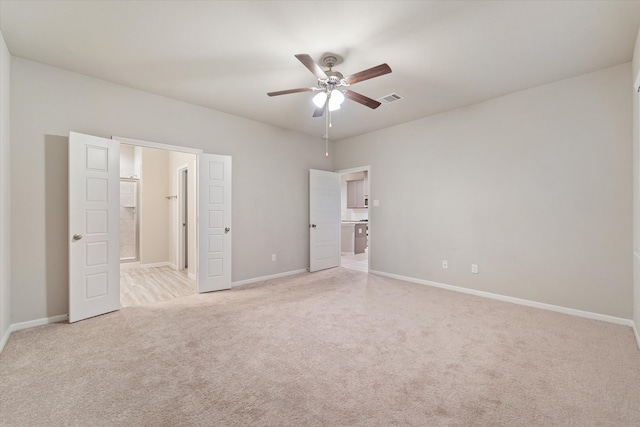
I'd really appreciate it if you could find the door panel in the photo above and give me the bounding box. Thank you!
[309,169,340,272]
[69,132,120,322]
[198,154,232,292]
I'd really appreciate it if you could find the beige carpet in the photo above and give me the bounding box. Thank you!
[1,268,639,426]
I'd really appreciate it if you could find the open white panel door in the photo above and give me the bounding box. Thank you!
[309,169,340,272]
[198,154,232,292]
[69,132,120,323]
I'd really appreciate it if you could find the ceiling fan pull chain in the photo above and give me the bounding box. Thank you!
[325,105,329,135]
[325,104,330,157]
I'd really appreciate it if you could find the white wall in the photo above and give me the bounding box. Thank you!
[632,27,640,340]
[119,144,141,179]
[139,147,170,265]
[0,31,11,344]
[334,63,633,319]
[10,57,331,324]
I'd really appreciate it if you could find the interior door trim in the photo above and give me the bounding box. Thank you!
[112,136,203,155]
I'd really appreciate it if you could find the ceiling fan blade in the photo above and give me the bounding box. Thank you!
[295,54,328,80]
[312,105,325,117]
[344,90,382,109]
[344,63,392,85]
[267,87,314,97]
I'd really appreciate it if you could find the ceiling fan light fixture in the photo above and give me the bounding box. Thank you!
[331,89,345,104]
[312,92,327,108]
[328,101,341,111]
[328,89,344,111]
[267,53,393,157]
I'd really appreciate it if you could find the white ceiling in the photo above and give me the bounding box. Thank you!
[1,1,639,141]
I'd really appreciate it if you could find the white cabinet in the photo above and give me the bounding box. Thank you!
[347,179,366,208]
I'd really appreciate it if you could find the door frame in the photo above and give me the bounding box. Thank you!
[113,136,203,156]
[336,165,371,271]
[111,135,203,277]
[177,165,189,271]
[112,136,205,289]
[113,137,232,293]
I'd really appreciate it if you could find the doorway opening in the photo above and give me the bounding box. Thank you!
[339,166,370,272]
[69,132,233,323]
[118,143,197,307]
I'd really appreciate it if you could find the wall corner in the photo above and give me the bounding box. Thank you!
[0,30,13,350]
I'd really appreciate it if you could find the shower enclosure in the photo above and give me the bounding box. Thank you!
[119,179,139,262]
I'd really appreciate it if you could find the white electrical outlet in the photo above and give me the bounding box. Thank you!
[442,260,448,269]
[272,254,277,262]
[471,264,478,274]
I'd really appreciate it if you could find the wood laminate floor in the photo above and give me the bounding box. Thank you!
[120,266,195,307]
[341,251,368,272]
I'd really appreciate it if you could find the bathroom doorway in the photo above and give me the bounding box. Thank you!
[118,143,198,307]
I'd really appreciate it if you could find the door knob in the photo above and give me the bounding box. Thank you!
[72,233,83,241]
[224,227,230,233]
[310,224,317,228]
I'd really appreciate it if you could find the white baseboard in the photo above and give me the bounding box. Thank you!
[0,314,69,353]
[0,327,10,353]
[120,261,140,269]
[188,272,196,280]
[121,262,172,269]
[3,271,636,352]
[139,261,171,268]
[632,251,640,349]
[231,269,307,288]
[370,270,634,328]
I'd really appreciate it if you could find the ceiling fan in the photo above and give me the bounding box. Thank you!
[267,53,392,117]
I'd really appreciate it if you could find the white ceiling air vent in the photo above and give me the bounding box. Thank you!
[378,93,403,104]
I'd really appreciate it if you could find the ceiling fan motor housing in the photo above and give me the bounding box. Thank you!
[319,54,346,88]
[318,72,346,91]
[321,53,343,69]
